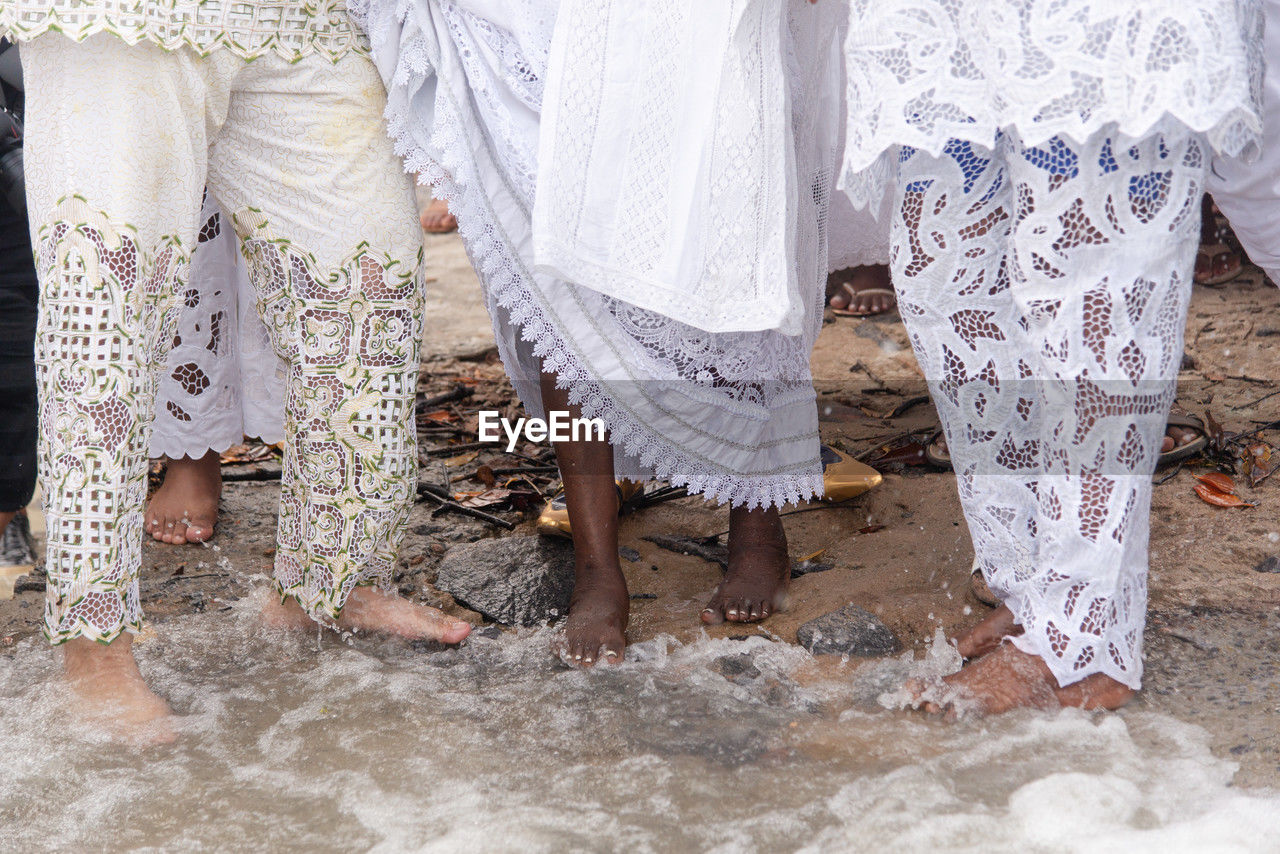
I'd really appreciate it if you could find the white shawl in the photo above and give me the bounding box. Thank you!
[531,0,804,336]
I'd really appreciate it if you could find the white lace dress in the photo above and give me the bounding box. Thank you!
[355,0,883,508]
[841,0,1262,690]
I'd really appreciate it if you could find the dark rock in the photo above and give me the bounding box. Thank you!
[1254,555,1280,573]
[435,535,575,625]
[618,546,641,562]
[711,653,761,683]
[796,604,899,657]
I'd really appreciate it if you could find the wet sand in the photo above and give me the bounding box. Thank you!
[3,227,1279,806]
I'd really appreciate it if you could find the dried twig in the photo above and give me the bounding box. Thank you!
[416,483,515,530]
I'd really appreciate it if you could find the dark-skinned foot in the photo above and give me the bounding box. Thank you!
[827,265,895,317]
[262,587,473,644]
[953,603,1022,659]
[911,642,1136,719]
[146,451,221,544]
[562,562,629,666]
[702,506,790,624]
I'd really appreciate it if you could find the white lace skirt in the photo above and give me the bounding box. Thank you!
[842,0,1263,197]
[357,0,884,507]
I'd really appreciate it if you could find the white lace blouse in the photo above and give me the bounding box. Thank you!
[842,0,1263,186]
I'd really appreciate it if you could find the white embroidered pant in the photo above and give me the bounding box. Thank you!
[892,127,1207,689]
[151,196,287,459]
[23,33,424,644]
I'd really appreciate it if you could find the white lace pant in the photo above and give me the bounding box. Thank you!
[892,127,1207,689]
[23,33,424,644]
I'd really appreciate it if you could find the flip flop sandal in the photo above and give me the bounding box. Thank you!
[820,444,882,502]
[1158,413,1208,469]
[924,430,951,469]
[830,281,897,317]
[1195,244,1244,287]
[536,479,644,539]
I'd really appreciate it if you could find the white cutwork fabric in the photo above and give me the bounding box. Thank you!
[533,0,800,336]
[23,32,423,643]
[0,0,368,62]
[1210,0,1280,285]
[891,127,1207,689]
[357,0,866,508]
[841,0,1263,212]
[151,194,287,460]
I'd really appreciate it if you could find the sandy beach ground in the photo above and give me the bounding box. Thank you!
[3,221,1278,787]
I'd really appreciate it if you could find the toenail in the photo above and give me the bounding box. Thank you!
[605,651,618,658]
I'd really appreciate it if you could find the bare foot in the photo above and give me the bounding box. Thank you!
[563,560,629,666]
[1160,423,1201,455]
[420,198,457,234]
[828,265,895,316]
[702,506,790,624]
[63,635,177,744]
[914,643,1136,719]
[953,604,1022,659]
[146,451,221,544]
[262,587,473,644]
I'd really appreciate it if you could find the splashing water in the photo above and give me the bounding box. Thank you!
[1,600,1277,852]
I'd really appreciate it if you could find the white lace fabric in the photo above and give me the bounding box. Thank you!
[842,0,1263,201]
[533,0,801,336]
[892,127,1206,689]
[0,0,369,62]
[151,196,287,459]
[357,0,866,508]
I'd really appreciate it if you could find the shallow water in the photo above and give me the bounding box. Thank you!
[2,597,1278,853]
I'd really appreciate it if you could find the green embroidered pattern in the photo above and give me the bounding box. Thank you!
[0,0,369,62]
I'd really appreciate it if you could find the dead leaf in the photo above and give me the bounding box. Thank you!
[475,465,496,487]
[1242,443,1278,488]
[456,488,512,508]
[443,450,480,467]
[419,409,459,424]
[1193,482,1257,508]
[1194,471,1237,495]
[1203,410,1226,452]
[869,442,928,466]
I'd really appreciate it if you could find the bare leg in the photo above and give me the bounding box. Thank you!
[63,635,176,743]
[145,451,221,544]
[701,506,790,624]
[0,511,14,539]
[539,371,628,666]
